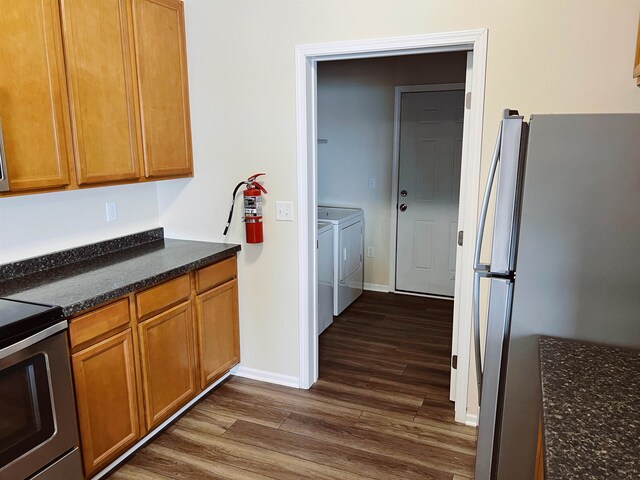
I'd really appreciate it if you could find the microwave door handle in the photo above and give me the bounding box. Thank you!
[0,117,9,192]
[473,122,503,272]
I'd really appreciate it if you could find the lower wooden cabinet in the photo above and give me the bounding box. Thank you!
[71,329,140,477]
[195,279,240,389]
[137,301,197,429]
[68,256,239,478]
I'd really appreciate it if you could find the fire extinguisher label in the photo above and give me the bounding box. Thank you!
[244,196,262,216]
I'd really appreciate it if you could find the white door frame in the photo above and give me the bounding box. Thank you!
[295,30,487,425]
[388,83,466,299]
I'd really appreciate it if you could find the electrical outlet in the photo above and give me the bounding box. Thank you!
[275,201,294,221]
[368,177,377,189]
[367,246,374,258]
[105,201,118,222]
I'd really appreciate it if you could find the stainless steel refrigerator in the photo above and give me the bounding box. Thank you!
[473,110,640,479]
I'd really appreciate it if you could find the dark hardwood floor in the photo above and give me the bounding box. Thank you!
[111,291,477,479]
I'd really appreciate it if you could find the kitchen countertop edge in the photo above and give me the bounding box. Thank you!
[0,230,241,318]
[61,246,241,317]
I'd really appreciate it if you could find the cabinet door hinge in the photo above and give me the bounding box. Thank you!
[465,92,472,109]
[457,230,464,246]
[451,355,458,369]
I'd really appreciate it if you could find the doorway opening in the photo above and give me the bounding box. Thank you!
[296,31,487,425]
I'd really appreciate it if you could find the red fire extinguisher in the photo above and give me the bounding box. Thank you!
[223,173,267,243]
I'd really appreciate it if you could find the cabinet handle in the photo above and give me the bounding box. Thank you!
[0,118,8,192]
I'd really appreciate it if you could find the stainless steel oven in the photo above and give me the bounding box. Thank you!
[0,299,82,480]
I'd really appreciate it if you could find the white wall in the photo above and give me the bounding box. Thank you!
[0,183,160,263]
[156,0,640,420]
[317,53,466,288]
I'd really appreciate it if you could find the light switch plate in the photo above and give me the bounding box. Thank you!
[105,201,118,222]
[275,201,294,221]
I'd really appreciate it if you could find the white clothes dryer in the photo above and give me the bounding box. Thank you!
[317,206,364,315]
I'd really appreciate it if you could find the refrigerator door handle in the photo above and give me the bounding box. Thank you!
[473,122,503,272]
[472,123,503,403]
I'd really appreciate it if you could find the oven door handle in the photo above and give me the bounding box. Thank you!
[0,320,68,360]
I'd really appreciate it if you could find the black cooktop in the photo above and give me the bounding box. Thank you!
[0,298,64,350]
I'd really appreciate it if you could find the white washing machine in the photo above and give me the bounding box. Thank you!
[317,206,364,315]
[317,221,334,334]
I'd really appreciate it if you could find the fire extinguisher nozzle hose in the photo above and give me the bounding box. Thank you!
[223,181,248,236]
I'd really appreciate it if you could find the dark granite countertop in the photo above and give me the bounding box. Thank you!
[539,336,640,479]
[0,228,240,316]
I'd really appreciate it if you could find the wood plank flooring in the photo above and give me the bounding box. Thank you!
[111,291,477,479]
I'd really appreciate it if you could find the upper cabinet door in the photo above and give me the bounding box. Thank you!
[61,0,142,185]
[132,0,193,178]
[0,0,72,191]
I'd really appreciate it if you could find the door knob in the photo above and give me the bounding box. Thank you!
[399,204,407,212]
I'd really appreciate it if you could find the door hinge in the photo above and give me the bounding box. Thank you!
[457,230,464,246]
[451,355,458,369]
[465,92,472,109]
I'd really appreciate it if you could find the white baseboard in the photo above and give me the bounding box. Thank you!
[230,364,300,388]
[465,412,479,427]
[363,283,389,293]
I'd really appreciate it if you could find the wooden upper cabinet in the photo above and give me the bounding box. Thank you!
[0,0,193,195]
[0,0,73,191]
[132,0,193,178]
[60,0,142,185]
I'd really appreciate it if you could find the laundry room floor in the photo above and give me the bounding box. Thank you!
[111,291,477,479]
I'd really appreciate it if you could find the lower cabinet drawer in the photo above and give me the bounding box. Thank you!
[195,255,236,293]
[71,329,140,477]
[69,298,130,350]
[137,301,197,429]
[135,274,191,321]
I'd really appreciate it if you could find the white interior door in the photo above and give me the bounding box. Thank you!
[395,90,464,296]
